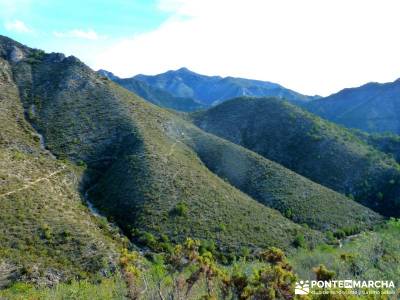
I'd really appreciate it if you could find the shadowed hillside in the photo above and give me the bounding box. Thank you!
[1,35,399,299]
[0,43,124,287]
[1,36,326,254]
[192,97,400,217]
[306,79,400,134]
[98,69,205,112]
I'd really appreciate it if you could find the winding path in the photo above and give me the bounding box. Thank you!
[0,167,65,198]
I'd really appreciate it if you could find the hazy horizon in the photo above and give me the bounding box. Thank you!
[1,0,400,96]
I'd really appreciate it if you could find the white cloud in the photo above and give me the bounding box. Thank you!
[0,0,32,18]
[4,19,32,33]
[94,0,400,96]
[53,29,103,40]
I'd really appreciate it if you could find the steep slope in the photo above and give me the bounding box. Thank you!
[98,69,204,112]
[134,67,319,106]
[306,79,400,134]
[10,41,383,243]
[192,97,400,217]
[1,36,325,254]
[0,47,123,287]
[355,131,400,163]
[174,123,381,232]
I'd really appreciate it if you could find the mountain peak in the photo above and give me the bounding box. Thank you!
[135,68,315,105]
[176,67,192,73]
[97,69,120,80]
[172,67,198,75]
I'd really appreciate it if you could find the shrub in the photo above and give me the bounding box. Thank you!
[40,224,52,240]
[293,234,306,248]
[260,247,286,265]
[169,202,188,217]
[333,229,346,239]
[313,264,336,281]
[217,223,226,232]
[138,232,157,248]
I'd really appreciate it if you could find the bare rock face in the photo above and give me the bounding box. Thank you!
[9,46,25,63]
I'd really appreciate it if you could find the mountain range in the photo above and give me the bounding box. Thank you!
[191,96,400,216]
[102,68,400,138]
[103,67,320,109]
[306,79,400,134]
[98,69,205,112]
[1,35,400,298]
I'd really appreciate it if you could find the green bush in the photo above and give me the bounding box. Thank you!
[169,202,188,217]
[293,234,306,248]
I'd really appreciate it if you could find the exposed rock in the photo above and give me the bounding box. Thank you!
[44,52,66,63]
[9,46,25,63]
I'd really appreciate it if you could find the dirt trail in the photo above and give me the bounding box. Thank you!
[0,167,65,198]
[339,233,362,248]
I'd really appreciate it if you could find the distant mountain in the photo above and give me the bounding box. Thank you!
[134,67,320,106]
[306,79,400,134]
[191,97,400,217]
[2,34,384,255]
[3,35,400,297]
[1,35,327,258]
[97,69,120,80]
[98,69,204,112]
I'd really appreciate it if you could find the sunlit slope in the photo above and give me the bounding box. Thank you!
[192,97,400,216]
[0,54,122,287]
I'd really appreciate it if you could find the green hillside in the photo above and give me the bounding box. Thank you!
[0,53,124,287]
[174,122,381,233]
[191,97,400,217]
[2,37,322,255]
[1,35,399,300]
[355,130,400,163]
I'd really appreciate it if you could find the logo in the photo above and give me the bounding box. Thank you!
[295,279,395,296]
[295,280,310,295]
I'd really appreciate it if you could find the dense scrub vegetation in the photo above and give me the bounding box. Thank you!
[0,52,124,288]
[291,218,400,287]
[355,130,400,163]
[4,38,329,254]
[1,36,399,299]
[3,222,399,299]
[192,97,400,217]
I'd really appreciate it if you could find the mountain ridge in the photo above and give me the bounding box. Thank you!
[97,69,205,112]
[1,37,324,254]
[2,34,400,298]
[129,67,321,106]
[306,78,400,134]
[191,96,400,217]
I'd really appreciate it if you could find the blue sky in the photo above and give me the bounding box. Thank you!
[1,0,400,96]
[0,0,170,60]
[0,0,169,40]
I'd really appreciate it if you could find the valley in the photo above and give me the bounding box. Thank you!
[0,35,399,299]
